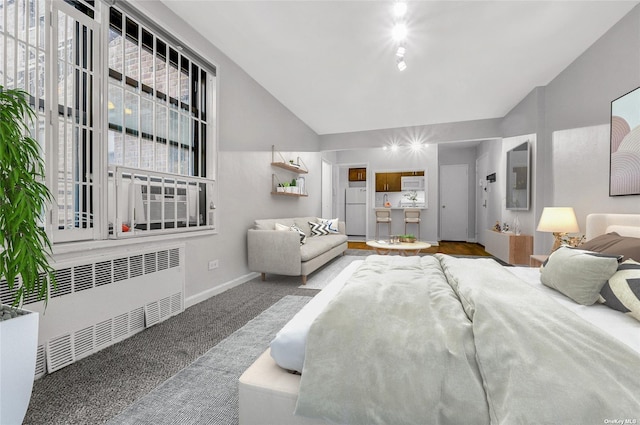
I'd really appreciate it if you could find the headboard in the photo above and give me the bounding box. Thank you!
[585,214,640,240]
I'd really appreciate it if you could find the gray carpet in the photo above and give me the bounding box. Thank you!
[107,295,311,425]
[24,277,318,425]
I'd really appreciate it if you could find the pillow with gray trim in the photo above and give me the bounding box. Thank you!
[540,246,619,305]
[599,259,640,322]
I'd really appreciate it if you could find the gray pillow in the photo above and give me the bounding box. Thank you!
[540,247,619,305]
[599,259,640,322]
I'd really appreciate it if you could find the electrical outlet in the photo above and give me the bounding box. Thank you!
[208,260,219,270]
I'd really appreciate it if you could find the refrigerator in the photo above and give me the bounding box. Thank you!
[345,187,367,236]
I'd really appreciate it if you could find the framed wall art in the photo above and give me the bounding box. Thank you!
[610,86,640,196]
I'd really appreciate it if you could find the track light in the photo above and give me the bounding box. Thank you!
[396,45,406,58]
[393,1,407,18]
[392,22,407,42]
[396,57,407,71]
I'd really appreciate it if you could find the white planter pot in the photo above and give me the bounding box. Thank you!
[276,187,285,193]
[290,187,300,194]
[0,307,38,424]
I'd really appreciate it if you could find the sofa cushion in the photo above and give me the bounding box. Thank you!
[254,218,295,230]
[300,234,348,262]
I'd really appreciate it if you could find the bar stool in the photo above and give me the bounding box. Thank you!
[404,208,421,240]
[375,208,392,240]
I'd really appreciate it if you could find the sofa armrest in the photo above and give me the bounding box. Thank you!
[247,229,302,276]
[338,221,346,235]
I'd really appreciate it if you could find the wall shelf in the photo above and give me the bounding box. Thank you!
[270,161,308,174]
[271,145,308,197]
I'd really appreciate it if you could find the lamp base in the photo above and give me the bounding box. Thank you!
[550,232,566,254]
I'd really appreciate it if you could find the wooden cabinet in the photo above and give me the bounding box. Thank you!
[375,172,402,192]
[483,230,533,266]
[348,168,367,181]
[401,171,424,176]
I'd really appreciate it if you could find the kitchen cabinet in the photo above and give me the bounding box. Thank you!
[375,172,402,192]
[348,167,367,181]
[401,171,424,176]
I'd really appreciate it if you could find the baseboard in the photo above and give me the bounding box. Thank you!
[185,272,260,309]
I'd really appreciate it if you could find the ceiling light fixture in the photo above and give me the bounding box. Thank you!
[393,1,407,18]
[392,22,407,42]
[391,1,408,71]
[396,57,407,71]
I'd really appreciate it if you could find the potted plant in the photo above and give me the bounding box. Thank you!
[0,86,56,424]
[399,234,416,243]
[276,183,285,193]
[290,178,299,194]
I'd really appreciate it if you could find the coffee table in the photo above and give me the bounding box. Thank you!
[366,240,431,256]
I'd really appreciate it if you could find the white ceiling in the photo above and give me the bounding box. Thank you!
[161,1,638,135]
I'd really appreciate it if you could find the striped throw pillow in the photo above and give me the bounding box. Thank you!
[309,221,330,236]
[290,225,307,245]
[599,259,640,322]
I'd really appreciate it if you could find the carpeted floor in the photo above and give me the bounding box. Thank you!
[24,276,318,425]
[107,295,312,425]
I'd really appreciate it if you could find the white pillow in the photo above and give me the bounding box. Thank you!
[275,223,290,231]
[318,217,339,233]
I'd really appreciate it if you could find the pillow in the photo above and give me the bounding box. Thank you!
[579,232,640,261]
[274,223,290,231]
[317,217,339,233]
[308,221,330,237]
[290,225,306,245]
[540,246,620,305]
[599,259,640,322]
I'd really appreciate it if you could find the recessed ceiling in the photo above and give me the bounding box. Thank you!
[161,1,638,135]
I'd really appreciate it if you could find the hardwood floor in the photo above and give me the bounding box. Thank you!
[347,240,491,256]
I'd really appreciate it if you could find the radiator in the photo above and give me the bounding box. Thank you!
[1,244,185,378]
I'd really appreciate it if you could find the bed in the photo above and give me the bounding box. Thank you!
[238,213,640,425]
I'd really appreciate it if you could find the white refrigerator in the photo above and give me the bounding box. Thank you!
[345,187,367,236]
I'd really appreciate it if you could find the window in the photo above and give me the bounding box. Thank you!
[107,8,211,178]
[0,0,217,243]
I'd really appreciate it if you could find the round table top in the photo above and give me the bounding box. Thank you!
[366,240,431,250]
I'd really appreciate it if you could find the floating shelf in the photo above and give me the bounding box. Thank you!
[270,162,308,174]
[271,191,309,197]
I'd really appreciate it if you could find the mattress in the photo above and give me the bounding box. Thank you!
[270,260,364,373]
[271,259,640,374]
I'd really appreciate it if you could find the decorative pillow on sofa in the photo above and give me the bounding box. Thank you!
[540,246,620,305]
[599,259,640,322]
[578,232,640,261]
[274,223,290,231]
[291,225,307,245]
[309,221,330,236]
[317,217,339,233]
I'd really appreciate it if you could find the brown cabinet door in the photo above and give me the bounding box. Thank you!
[349,168,366,181]
[387,172,402,191]
[375,173,387,191]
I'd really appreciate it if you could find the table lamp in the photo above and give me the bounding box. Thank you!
[536,207,580,253]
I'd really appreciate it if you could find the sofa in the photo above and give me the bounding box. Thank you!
[247,217,348,284]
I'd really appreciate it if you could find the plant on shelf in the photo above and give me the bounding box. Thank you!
[0,86,57,424]
[290,178,299,194]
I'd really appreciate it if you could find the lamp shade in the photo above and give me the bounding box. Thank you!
[536,207,580,233]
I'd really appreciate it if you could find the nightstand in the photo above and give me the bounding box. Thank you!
[529,254,549,268]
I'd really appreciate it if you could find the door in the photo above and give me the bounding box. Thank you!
[476,154,489,245]
[322,160,333,218]
[440,164,468,241]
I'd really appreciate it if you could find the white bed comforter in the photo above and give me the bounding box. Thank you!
[295,255,640,425]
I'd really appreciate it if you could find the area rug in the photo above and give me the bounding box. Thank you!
[299,255,364,289]
[106,295,312,425]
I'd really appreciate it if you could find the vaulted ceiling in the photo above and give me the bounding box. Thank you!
[162,1,638,135]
